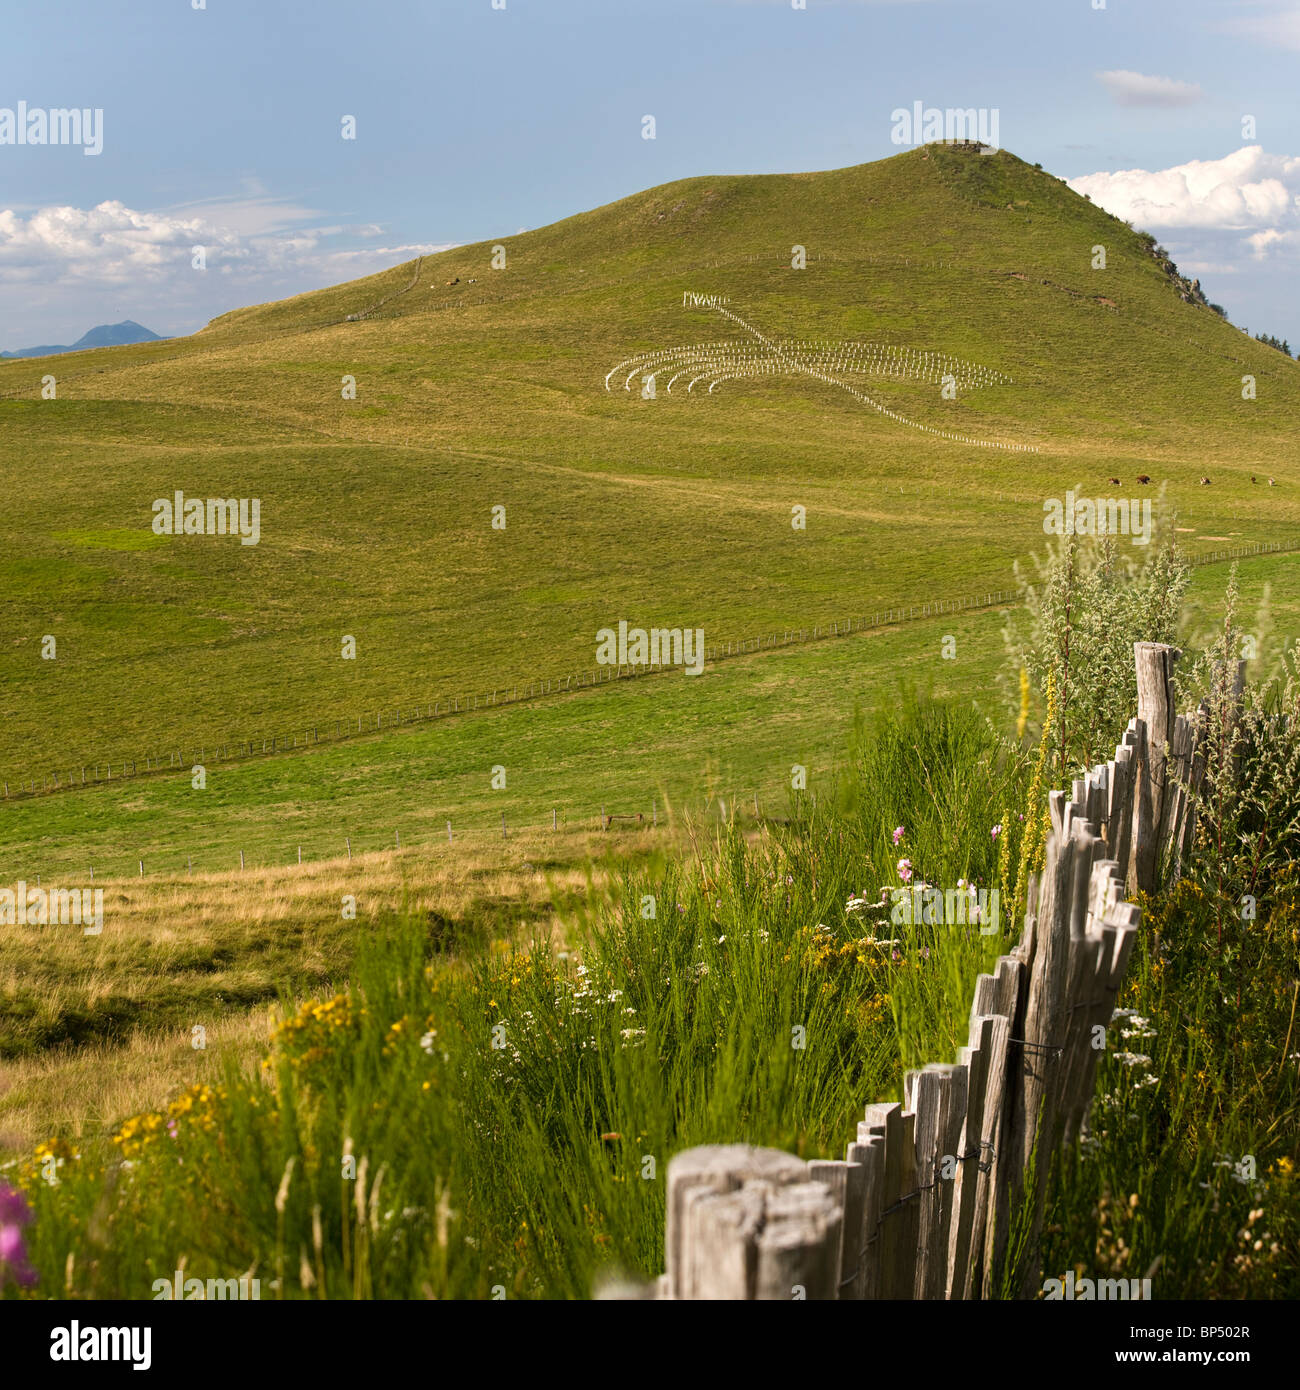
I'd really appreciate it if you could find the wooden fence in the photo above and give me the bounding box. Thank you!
[607,641,1211,1300]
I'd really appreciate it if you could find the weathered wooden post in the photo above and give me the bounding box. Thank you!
[1132,642,1179,893]
[664,1146,842,1299]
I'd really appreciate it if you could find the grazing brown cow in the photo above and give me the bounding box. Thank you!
[445,277,459,286]
[1108,476,1121,485]
[1136,474,1151,485]
[1269,477,1277,486]
[1199,476,1212,485]
[1251,475,1258,483]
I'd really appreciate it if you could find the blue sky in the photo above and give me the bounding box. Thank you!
[3,0,1299,347]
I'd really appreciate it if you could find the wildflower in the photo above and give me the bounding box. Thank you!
[420,1030,437,1054]
[0,1182,37,1288]
[991,824,1002,840]
[896,859,912,884]
[716,935,726,944]
[892,826,905,846]
[1112,1051,1151,1067]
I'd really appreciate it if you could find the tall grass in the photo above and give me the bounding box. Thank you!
[7,690,1296,1300]
[1037,878,1299,1298]
[7,696,1026,1299]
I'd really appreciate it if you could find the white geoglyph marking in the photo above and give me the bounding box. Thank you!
[606,303,1036,453]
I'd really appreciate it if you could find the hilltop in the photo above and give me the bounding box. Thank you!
[1,143,1298,865]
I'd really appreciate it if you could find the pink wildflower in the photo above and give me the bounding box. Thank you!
[0,1182,37,1288]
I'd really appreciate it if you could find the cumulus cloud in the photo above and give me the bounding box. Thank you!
[0,194,455,345]
[1096,70,1204,107]
[0,197,447,284]
[1068,147,1300,244]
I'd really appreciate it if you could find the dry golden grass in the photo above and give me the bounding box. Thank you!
[0,826,665,1158]
[0,1010,272,1161]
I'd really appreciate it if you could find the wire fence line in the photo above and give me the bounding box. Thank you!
[3,585,1022,803]
[8,784,810,884]
[2,538,1291,806]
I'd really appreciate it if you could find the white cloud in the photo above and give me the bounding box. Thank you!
[1178,259,1243,276]
[0,196,447,284]
[0,194,455,345]
[1245,226,1300,255]
[1068,147,1300,242]
[1096,70,1204,107]
[1216,2,1300,51]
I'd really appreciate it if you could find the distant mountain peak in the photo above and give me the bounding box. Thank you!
[1,320,164,359]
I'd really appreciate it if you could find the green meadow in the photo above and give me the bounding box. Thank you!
[2,145,1299,790]
[1,553,1295,881]
[2,145,1299,1299]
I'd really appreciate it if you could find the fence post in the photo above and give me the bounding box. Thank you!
[1132,642,1180,894]
[998,793,1080,1288]
[664,1147,841,1299]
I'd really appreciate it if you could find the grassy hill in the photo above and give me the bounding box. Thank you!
[5,146,1300,1285]
[2,143,1299,857]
